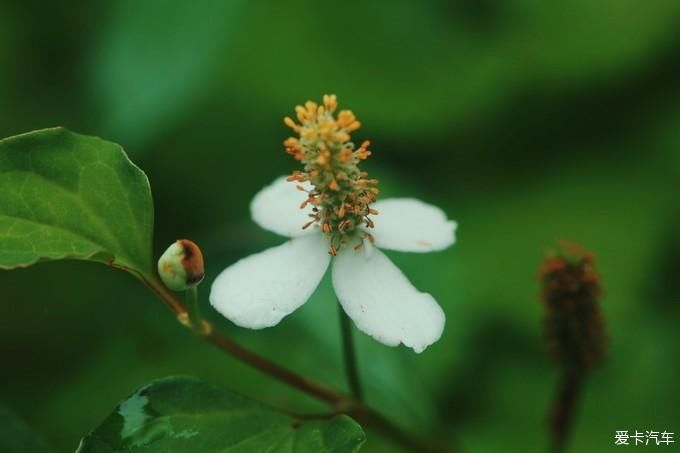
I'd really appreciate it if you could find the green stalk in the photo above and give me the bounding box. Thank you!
[186,286,202,333]
[338,302,363,400]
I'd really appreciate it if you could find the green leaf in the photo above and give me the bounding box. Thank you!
[0,403,52,453]
[0,127,153,276]
[76,376,365,453]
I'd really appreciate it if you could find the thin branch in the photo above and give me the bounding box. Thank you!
[204,323,346,406]
[338,302,363,400]
[139,272,455,453]
[549,369,585,453]
[138,273,187,315]
[349,404,453,453]
[139,272,345,405]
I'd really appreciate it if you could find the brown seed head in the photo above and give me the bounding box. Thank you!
[539,241,607,370]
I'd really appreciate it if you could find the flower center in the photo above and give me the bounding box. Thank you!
[284,94,379,255]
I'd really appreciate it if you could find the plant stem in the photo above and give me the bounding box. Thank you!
[549,368,585,453]
[204,323,345,406]
[353,406,451,453]
[338,302,363,400]
[140,272,455,453]
[138,272,187,315]
[141,273,344,405]
[185,286,202,333]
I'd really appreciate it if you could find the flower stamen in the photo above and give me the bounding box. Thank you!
[284,95,379,253]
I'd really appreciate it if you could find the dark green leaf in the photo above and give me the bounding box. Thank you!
[76,376,365,453]
[0,127,153,276]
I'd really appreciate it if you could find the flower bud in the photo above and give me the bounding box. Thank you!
[158,239,205,291]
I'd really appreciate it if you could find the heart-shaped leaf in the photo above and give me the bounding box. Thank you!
[76,376,365,452]
[0,127,153,277]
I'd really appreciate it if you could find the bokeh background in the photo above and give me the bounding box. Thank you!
[1,1,679,452]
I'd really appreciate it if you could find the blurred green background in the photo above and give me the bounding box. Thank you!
[1,0,679,451]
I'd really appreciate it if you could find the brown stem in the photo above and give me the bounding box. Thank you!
[204,324,345,406]
[350,404,453,453]
[139,272,344,405]
[549,369,585,453]
[139,272,453,453]
[138,273,187,315]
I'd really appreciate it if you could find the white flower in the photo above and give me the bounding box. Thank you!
[209,176,457,353]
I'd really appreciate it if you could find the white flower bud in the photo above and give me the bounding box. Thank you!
[158,239,205,291]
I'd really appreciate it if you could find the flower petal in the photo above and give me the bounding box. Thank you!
[369,198,457,253]
[250,176,317,238]
[332,246,445,353]
[210,234,330,329]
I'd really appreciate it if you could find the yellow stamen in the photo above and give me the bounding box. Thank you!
[282,95,379,254]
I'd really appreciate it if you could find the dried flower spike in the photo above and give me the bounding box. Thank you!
[539,241,607,369]
[540,241,607,452]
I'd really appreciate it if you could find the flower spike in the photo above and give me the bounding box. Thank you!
[283,95,379,254]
